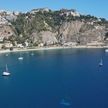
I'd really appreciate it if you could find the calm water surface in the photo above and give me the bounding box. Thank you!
[0,48,108,108]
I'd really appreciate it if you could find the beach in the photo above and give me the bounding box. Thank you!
[0,45,108,54]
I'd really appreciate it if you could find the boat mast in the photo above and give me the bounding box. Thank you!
[6,64,8,72]
[101,59,103,64]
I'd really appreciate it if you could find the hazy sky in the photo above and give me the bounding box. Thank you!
[0,0,107,19]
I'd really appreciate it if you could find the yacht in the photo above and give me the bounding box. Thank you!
[2,64,10,76]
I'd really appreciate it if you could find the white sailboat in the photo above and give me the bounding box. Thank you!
[99,59,103,67]
[18,53,23,60]
[2,64,10,76]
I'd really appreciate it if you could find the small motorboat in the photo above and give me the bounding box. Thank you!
[18,57,23,60]
[2,64,10,76]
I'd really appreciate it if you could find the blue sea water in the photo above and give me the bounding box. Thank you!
[0,48,108,108]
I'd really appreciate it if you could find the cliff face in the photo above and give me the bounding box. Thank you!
[0,10,17,41]
[59,21,84,42]
[31,31,58,44]
[0,8,108,46]
[0,25,15,38]
[59,21,107,45]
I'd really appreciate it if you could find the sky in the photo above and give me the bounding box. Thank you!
[0,0,108,19]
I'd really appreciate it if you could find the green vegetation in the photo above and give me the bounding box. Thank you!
[11,10,108,34]
[104,32,108,40]
[8,9,108,46]
[1,45,6,50]
[10,47,13,51]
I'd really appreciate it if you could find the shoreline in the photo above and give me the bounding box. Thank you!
[0,46,108,54]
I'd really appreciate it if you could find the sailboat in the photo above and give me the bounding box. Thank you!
[2,64,10,76]
[99,59,103,67]
[18,53,23,60]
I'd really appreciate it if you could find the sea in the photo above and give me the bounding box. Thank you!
[0,48,108,108]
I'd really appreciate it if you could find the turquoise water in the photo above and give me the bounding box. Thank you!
[0,48,108,108]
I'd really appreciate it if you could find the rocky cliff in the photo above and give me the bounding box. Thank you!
[0,8,108,47]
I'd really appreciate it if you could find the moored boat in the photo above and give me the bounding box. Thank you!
[99,59,103,67]
[2,64,10,76]
[18,57,23,60]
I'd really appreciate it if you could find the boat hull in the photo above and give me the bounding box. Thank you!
[2,72,10,76]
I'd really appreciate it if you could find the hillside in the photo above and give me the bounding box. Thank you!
[0,8,108,49]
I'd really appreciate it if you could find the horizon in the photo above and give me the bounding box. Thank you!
[0,0,108,20]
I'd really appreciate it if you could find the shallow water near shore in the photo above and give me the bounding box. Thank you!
[0,48,108,108]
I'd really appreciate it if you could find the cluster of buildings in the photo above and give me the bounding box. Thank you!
[0,40,46,50]
[0,16,8,25]
[0,41,29,49]
[0,10,19,25]
[63,42,77,46]
[60,9,80,17]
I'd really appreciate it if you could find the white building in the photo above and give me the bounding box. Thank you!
[0,37,4,42]
[61,10,80,17]
[17,44,24,48]
[5,43,13,48]
[87,41,104,46]
[25,42,29,47]
[0,16,8,25]
[39,43,44,47]
[63,42,77,46]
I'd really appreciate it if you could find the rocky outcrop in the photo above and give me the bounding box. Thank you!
[0,25,15,39]
[59,21,107,45]
[32,31,58,45]
[59,21,84,42]
[40,31,58,44]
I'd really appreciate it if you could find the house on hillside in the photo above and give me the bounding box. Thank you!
[25,42,29,47]
[0,37,4,42]
[39,43,44,47]
[17,44,24,48]
[63,42,77,46]
[5,42,13,48]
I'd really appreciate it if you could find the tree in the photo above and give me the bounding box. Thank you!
[33,42,38,46]
[104,32,108,40]
[10,47,13,51]
[2,45,6,50]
